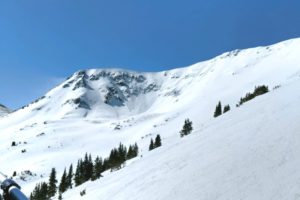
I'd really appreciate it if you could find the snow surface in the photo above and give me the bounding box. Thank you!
[0,38,300,199]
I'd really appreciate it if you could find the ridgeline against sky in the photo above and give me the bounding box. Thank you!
[1,0,300,109]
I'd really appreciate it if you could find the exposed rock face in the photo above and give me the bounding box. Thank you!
[58,69,163,117]
[0,104,10,117]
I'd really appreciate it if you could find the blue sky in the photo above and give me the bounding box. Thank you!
[1,0,300,109]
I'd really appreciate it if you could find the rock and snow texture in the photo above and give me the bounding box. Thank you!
[0,104,10,117]
[1,38,300,199]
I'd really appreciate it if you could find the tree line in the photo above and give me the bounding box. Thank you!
[30,118,198,199]
[30,142,139,200]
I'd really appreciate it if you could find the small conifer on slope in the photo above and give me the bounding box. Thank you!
[180,119,193,137]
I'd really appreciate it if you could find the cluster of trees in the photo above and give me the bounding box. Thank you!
[214,101,231,118]
[238,85,269,106]
[149,135,162,151]
[180,119,193,137]
[72,154,91,186]
[214,85,269,117]
[29,117,196,199]
[59,165,73,194]
[106,143,138,172]
[30,143,139,199]
[30,168,58,200]
[30,181,49,200]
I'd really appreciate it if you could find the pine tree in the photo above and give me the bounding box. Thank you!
[118,143,127,164]
[154,134,162,148]
[32,182,42,200]
[59,168,67,193]
[92,156,103,180]
[48,168,57,197]
[180,119,193,137]
[149,139,154,151]
[239,85,269,105]
[126,143,138,160]
[74,159,83,186]
[40,182,49,199]
[223,104,230,113]
[214,101,222,117]
[86,154,94,181]
[133,143,138,157]
[102,158,109,172]
[31,181,49,200]
[108,148,118,170]
[83,153,89,181]
[66,164,73,189]
[127,145,134,159]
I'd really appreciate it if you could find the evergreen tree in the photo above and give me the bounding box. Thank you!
[74,159,83,186]
[149,139,154,151]
[127,145,134,159]
[214,101,222,117]
[118,143,127,164]
[40,182,49,199]
[133,143,138,157]
[30,182,49,200]
[180,119,193,137]
[48,168,57,198]
[86,154,94,181]
[66,164,73,189]
[92,156,103,180]
[238,85,269,105]
[223,104,230,113]
[59,168,67,193]
[108,148,118,169]
[127,143,138,158]
[154,134,162,148]
[254,85,269,95]
[83,153,89,181]
[102,158,109,172]
[32,182,42,200]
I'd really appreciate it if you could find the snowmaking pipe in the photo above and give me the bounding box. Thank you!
[0,172,28,200]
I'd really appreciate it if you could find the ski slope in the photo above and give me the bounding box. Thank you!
[0,38,300,199]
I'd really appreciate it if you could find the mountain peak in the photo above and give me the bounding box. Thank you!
[1,38,300,199]
[13,37,300,121]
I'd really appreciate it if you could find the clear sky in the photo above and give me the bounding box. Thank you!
[1,0,300,109]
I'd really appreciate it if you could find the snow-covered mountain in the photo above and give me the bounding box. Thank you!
[0,104,10,117]
[1,38,300,199]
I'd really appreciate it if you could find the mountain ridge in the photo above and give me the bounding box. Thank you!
[0,37,300,198]
[0,104,10,117]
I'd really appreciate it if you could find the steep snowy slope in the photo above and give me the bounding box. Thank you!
[0,104,10,117]
[63,78,300,200]
[0,38,299,198]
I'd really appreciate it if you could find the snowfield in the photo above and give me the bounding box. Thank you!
[0,38,300,199]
